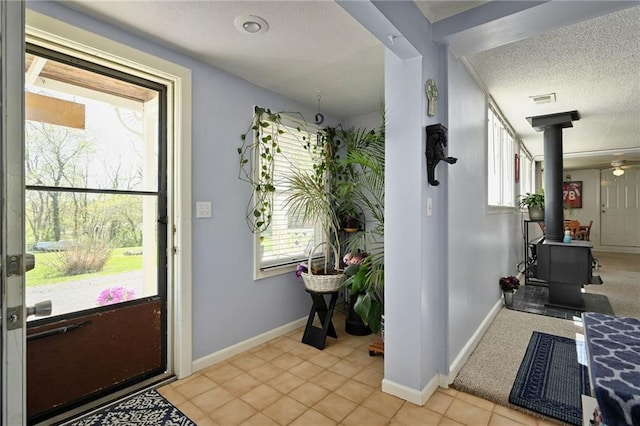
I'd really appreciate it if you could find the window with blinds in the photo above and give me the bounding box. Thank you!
[487,105,516,208]
[257,116,324,272]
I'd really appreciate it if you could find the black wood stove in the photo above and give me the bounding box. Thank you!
[527,111,601,310]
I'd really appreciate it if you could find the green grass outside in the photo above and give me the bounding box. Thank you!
[26,247,144,287]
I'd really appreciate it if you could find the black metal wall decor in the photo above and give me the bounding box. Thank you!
[425,123,457,186]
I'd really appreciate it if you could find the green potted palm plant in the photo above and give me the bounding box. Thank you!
[518,189,545,220]
[334,115,385,335]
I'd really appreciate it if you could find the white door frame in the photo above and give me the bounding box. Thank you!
[24,9,193,379]
[1,1,27,424]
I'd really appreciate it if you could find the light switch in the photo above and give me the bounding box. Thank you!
[196,201,212,218]
[426,197,433,216]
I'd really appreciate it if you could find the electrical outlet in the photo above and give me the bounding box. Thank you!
[196,201,212,218]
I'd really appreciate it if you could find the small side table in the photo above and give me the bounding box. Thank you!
[302,289,338,350]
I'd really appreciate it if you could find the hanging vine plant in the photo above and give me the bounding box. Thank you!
[238,106,322,235]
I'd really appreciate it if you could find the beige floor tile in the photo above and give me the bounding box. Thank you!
[456,391,496,411]
[253,345,285,362]
[267,371,306,394]
[307,351,341,369]
[311,370,348,391]
[438,387,459,397]
[330,359,362,378]
[271,353,305,370]
[230,353,267,371]
[392,403,442,425]
[344,348,378,367]
[190,386,235,413]
[209,399,256,425]
[174,375,217,399]
[352,366,384,387]
[445,399,492,426]
[322,341,356,357]
[489,413,531,426]
[289,382,330,406]
[262,395,308,425]
[333,380,375,404]
[240,383,282,410]
[493,405,538,426]
[289,360,324,380]
[218,372,262,397]
[341,405,390,425]
[202,363,244,385]
[242,412,280,426]
[438,417,465,426]
[247,363,284,382]
[313,393,358,423]
[425,391,454,415]
[289,408,336,426]
[157,385,187,405]
[289,342,322,358]
[360,390,405,419]
[268,336,300,353]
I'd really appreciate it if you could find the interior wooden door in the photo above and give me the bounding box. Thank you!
[601,168,640,247]
[23,44,170,424]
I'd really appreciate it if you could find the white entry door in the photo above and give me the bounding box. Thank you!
[1,1,27,424]
[601,168,640,248]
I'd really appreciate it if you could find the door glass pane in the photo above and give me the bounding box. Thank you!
[24,50,162,319]
[25,192,158,318]
[25,52,158,192]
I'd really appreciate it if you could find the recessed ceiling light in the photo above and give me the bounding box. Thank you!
[234,15,269,35]
[529,93,556,104]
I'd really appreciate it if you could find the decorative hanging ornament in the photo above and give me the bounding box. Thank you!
[314,92,325,125]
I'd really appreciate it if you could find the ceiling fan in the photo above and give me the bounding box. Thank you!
[611,160,626,176]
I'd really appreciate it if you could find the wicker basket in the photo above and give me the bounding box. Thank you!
[301,242,345,292]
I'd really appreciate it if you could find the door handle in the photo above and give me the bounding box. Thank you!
[26,300,52,318]
[27,320,91,342]
[25,252,36,272]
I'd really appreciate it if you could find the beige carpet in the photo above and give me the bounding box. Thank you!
[451,265,640,423]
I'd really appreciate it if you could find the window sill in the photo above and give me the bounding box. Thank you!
[254,263,296,280]
[486,205,517,214]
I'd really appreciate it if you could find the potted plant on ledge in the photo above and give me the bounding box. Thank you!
[518,189,545,221]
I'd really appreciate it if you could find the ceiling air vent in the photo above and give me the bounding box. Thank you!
[529,93,556,104]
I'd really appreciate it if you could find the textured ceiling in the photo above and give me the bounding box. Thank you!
[61,0,384,119]
[58,1,640,170]
[466,5,640,169]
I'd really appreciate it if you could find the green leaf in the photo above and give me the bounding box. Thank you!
[253,209,261,217]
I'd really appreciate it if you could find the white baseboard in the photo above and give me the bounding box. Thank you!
[192,317,307,372]
[440,299,503,386]
[592,245,640,254]
[382,374,440,406]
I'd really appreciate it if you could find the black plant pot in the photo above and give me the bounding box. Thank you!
[345,292,372,336]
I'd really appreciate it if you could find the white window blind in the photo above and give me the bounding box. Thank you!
[487,105,516,207]
[519,145,534,200]
[257,117,324,271]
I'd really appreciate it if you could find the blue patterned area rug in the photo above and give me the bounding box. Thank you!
[67,389,196,426]
[509,332,590,425]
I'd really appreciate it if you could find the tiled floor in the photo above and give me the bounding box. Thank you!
[158,308,558,426]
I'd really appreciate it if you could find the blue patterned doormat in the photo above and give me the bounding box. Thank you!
[66,389,196,426]
[509,331,590,425]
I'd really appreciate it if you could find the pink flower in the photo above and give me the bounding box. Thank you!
[97,286,136,306]
[343,252,367,266]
